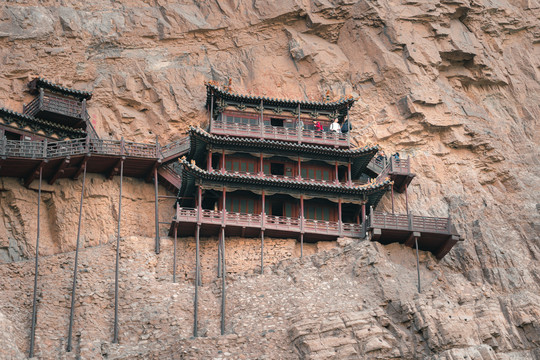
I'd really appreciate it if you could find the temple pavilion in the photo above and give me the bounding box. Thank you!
[167,83,463,260]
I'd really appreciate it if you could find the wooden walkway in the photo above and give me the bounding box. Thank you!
[367,211,462,259]
[0,137,160,184]
[168,207,363,241]
[210,119,349,148]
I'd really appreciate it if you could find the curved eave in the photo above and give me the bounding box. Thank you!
[0,107,87,139]
[188,126,378,167]
[179,159,391,200]
[205,83,355,113]
[29,78,93,100]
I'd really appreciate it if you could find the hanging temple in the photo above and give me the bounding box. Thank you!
[0,78,463,354]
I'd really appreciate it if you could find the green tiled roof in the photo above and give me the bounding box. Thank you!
[29,78,92,100]
[206,83,355,112]
[0,107,87,139]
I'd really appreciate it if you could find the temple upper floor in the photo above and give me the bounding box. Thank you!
[205,83,355,148]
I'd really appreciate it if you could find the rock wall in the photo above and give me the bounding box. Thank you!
[0,0,539,359]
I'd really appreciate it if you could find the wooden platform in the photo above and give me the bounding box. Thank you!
[0,137,160,184]
[168,208,364,242]
[367,211,462,259]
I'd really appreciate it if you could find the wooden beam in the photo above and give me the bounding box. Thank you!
[73,155,90,180]
[371,228,381,241]
[24,160,47,188]
[435,235,460,260]
[107,157,125,180]
[48,157,70,185]
[404,231,421,247]
[145,160,161,183]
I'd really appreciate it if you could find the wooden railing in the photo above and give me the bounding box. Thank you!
[174,207,362,237]
[0,137,160,160]
[367,211,451,235]
[210,118,349,147]
[369,156,411,183]
[160,137,190,161]
[24,92,87,120]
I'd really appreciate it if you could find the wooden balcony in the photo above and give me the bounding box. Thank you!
[0,137,160,183]
[169,208,363,241]
[367,211,462,259]
[160,137,190,163]
[209,118,349,148]
[370,157,415,193]
[23,90,89,128]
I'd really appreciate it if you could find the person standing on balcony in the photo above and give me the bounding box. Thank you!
[314,121,323,132]
[341,119,352,133]
[330,118,340,133]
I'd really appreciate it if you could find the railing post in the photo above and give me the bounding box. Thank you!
[120,137,125,156]
[39,88,44,108]
[43,139,47,158]
[1,136,5,157]
[81,99,87,120]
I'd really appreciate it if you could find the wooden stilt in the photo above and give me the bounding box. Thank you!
[113,159,124,343]
[193,224,200,337]
[173,224,178,283]
[415,236,421,293]
[154,167,160,254]
[405,183,409,215]
[217,229,222,278]
[29,165,42,358]
[67,161,87,352]
[300,233,304,258]
[391,184,395,214]
[260,230,264,275]
[220,226,226,335]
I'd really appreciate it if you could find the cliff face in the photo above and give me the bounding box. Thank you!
[0,0,539,359]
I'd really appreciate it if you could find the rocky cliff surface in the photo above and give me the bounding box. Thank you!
[0,0,539,359]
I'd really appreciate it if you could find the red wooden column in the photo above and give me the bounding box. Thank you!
[221,149,225,174]
[334,162,339,184]
[207,149,212,171]
[338,198,343,236]
[347,161,352,186]
[259,154,264,176]
[297,156,301,180]
[221,187,226,227]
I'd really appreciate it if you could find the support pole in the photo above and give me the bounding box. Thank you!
[220,227,226,335]
[415,236,421,293]
[154,167,160,254]
[113,159,124,344]
[29,166,42,358]
[67,162,87,352]
[334,161,339,184]
[193,224,200,337]
[405,183,409,215]
[391,184,395,214]
[197,186,202,287]
[260,230,264,275]
[338,198,343,236]
[173,224,178,283]
[300,233,304,258]
[217,228,222,278]
[361,203,366,238]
